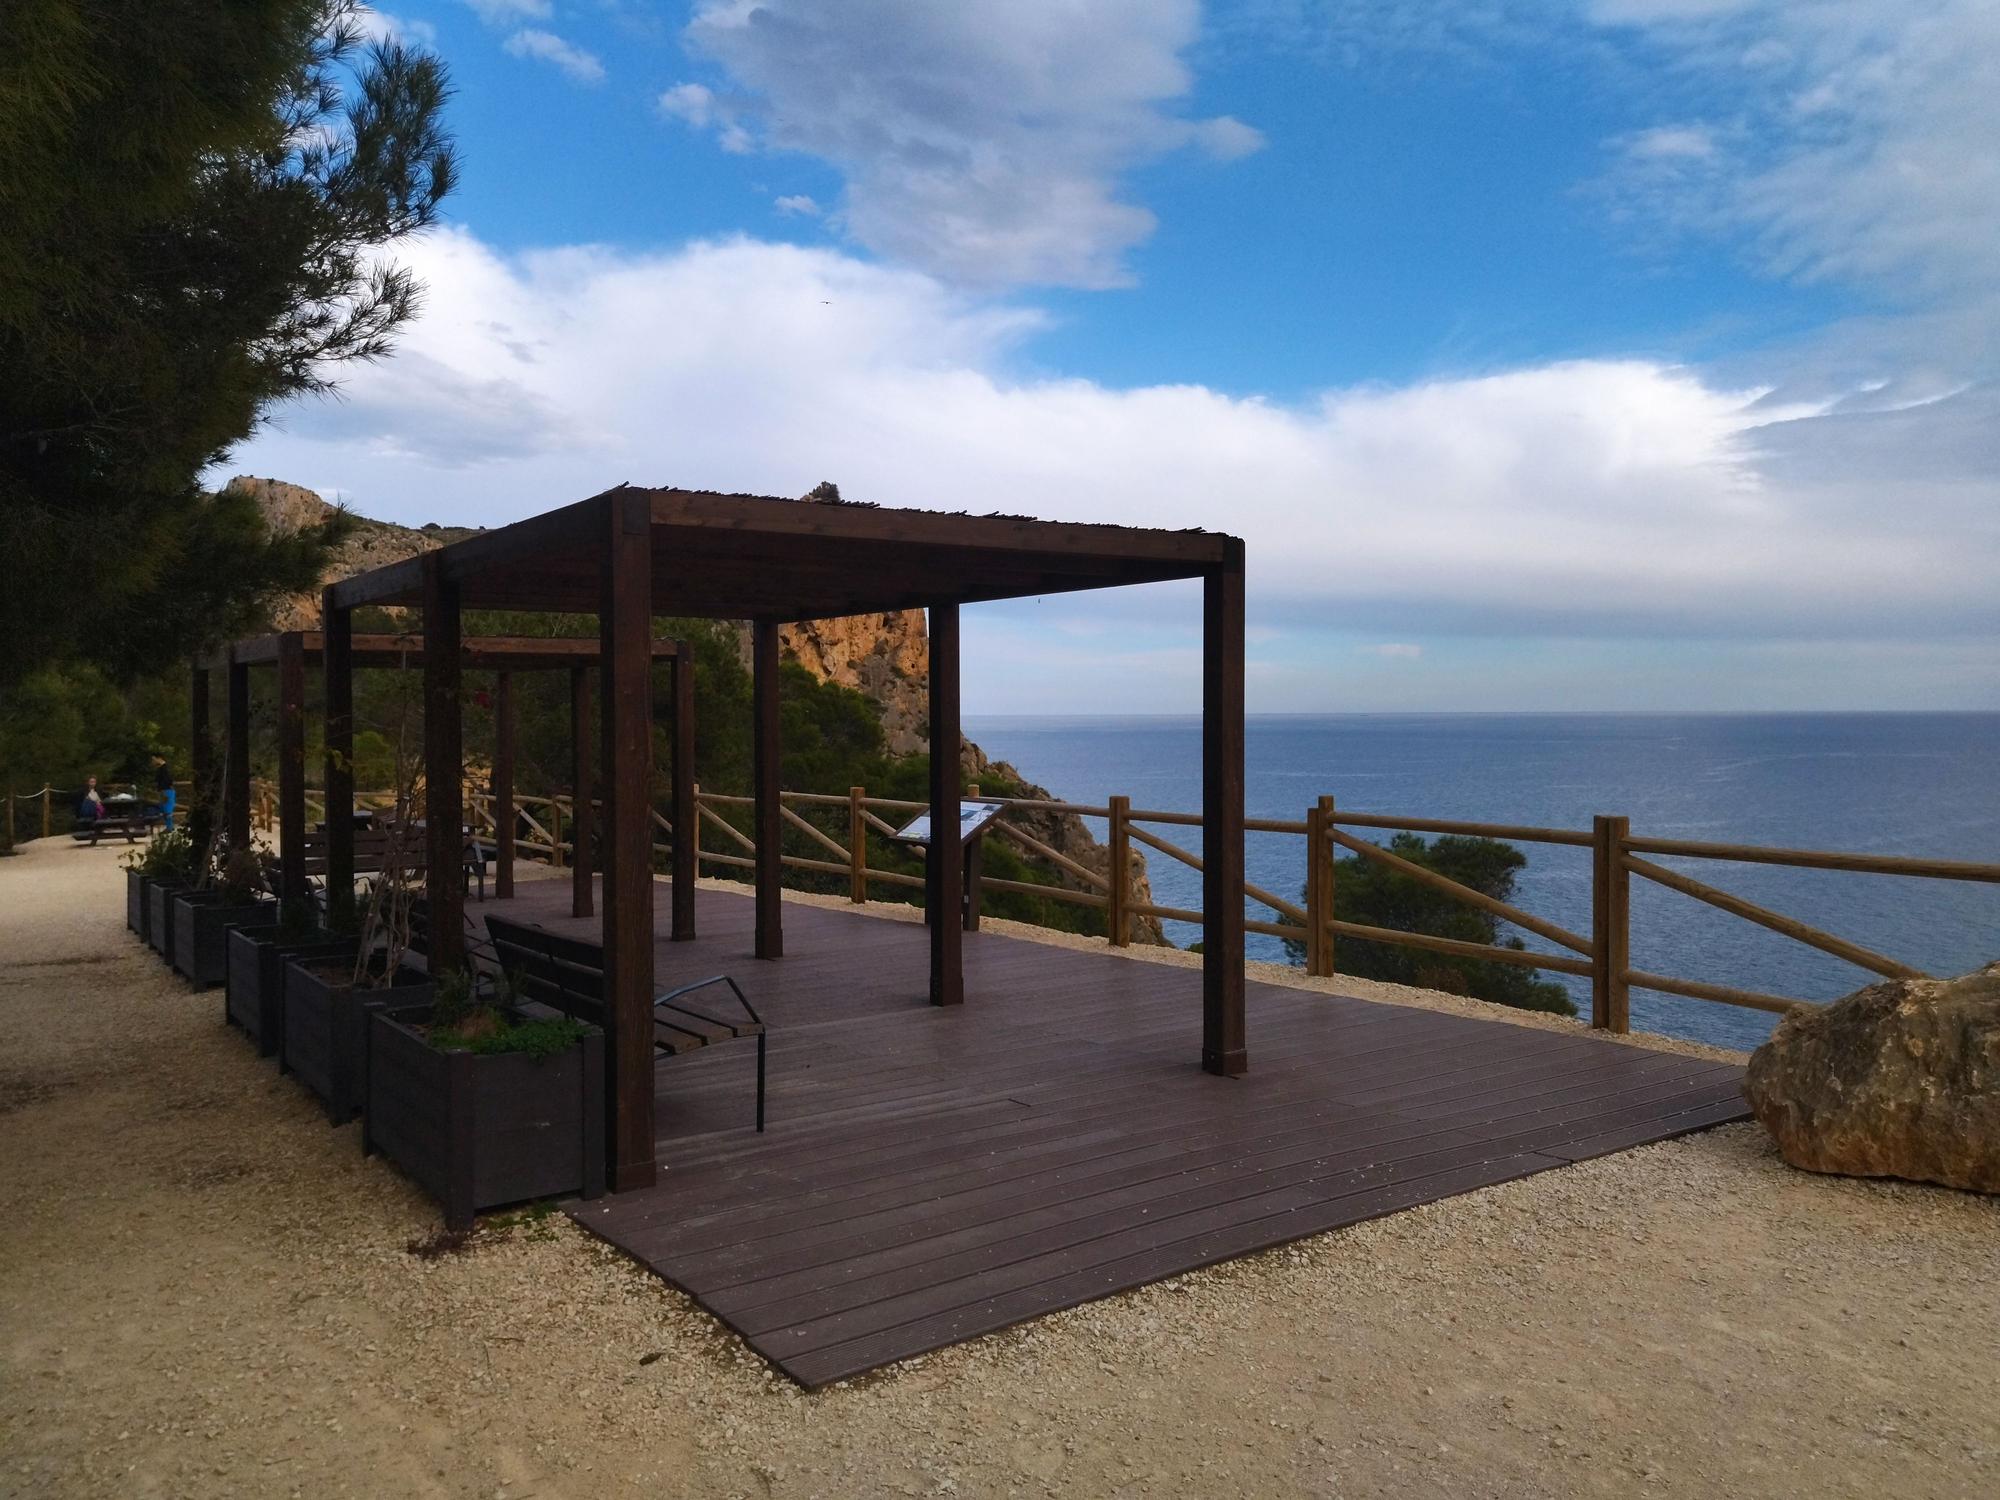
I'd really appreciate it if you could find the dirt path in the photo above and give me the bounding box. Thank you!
[2,838,1994,1499]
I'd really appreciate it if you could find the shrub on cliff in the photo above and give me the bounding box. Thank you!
[1286,833,1577,1016]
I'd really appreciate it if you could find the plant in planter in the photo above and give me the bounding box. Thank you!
[365,967,604,1230]
[173,845,278,987]
[226,896,354,1057]
[136,827,198,963]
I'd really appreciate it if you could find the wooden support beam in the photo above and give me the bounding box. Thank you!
[753,620,783,960]
[493,670,514,899]
[277,632,307,907]
[422,556,465,974]
[323,595,354,915]
[671,641,696,940]
[571,665,593,918]
[1201,542,1247,1076]
[189,666,212,853]
[226,660,250,851]
[600,491,657,1191]
[1591,814,1630,1032]
[928,602,964,1006]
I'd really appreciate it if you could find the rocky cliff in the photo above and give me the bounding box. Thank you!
[236,476,1163,942]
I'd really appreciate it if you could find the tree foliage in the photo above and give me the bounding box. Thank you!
[1286,832,1578,1016]
[0,1,458,684]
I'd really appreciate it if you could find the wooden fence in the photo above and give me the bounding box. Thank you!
[247,779,2000,1035]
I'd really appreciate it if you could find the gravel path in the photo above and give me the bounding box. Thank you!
[3,839,1995,1499]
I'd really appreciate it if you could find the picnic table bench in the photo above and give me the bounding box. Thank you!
[72,810,163,845]
[486,914,767,1132]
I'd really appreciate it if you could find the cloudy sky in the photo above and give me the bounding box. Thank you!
[233,0,2000,712]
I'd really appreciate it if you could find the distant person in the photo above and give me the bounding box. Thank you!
[76,776,105,824]
[151,754,175,826]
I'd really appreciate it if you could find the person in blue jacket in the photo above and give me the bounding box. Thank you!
[151,755,175,827]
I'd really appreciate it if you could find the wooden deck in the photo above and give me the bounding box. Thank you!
[492,878,1747,1388]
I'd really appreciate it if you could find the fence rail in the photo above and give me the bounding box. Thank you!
[227,777,1996,1037]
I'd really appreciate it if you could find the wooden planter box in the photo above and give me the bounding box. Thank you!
[225,927,356,1057]
[173,894,278,987]
[365,1007,604,1230]
[127,868,149,941]
[283,958,433,1124]
[147,880,193,964]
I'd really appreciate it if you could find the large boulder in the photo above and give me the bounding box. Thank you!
[1744,962,2000,1193]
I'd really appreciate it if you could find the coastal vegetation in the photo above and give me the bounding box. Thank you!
[1285,832,1577,1016]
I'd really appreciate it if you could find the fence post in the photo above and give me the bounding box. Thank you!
[1107,794,1131,947]
[1591,814,1631,1032]
[1306,795,1336,977]
[42,786,52,840]
[848,785,867,902]
[5,793,14,848]
[550,797,564,869]
[690,782,701,876]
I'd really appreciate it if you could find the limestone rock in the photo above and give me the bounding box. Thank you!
[226,474,331,534]
[224,475,473,632]
[1744,963,2000,1193]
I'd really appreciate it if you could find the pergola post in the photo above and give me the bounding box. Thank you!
[225,658,250,851]
[1201,541,1247,1076]
[671,640,696,941]
[600,490,657,1191]
[277,632,307,908]
[571,664,593,918]
[752,620,783,960]
[421,556,465,973]
[493,670,515,899]
[189,665,212,852]
[928,603,964,1007]
[323,594,354,912]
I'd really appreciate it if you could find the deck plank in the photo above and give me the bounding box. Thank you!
[503,877,1751,1386]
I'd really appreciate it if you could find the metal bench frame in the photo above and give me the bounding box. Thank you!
[485,915,766,1132]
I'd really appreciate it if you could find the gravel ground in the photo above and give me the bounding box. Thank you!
[3,840,1995,1500]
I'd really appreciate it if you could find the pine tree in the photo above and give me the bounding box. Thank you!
[0,1,458,684]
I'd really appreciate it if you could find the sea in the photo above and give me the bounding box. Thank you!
[962,713,2000,1052]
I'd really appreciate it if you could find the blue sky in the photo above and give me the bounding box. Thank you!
[233,1,2000,712]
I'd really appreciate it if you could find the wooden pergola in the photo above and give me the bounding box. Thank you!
[321,485,1248,1194]
[190,630,693,933]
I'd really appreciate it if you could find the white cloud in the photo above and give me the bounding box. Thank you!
[657,82,716,127]
[673,0,1266,288]
[1366,644,1425,660]
[1593,0,2000,311]
[503,28,606,85]
[234,230,1998,664]
[773,195,821,218]
[354,7,437,45]
[1188,115,1269,162]
[1623,124,1717,161]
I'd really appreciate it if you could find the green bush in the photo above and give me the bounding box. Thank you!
[1284,833,1577,1016]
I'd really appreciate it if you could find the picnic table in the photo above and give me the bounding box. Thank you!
[72,795,164,845]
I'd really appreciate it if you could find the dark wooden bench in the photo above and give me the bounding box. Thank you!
[268,829,489,899]
[485,914,766,1132]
